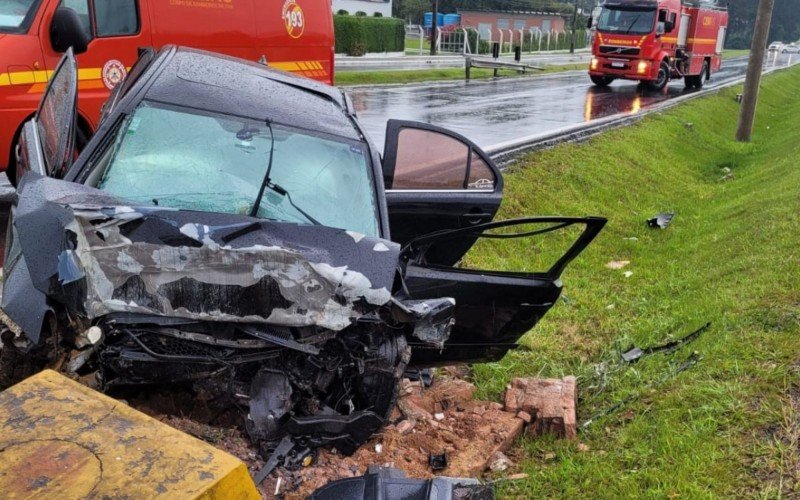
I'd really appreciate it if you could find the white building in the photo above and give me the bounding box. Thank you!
[332,0,392,17]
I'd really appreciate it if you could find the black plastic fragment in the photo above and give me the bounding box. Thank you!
[621,322,711,362]
[647,212,675,229]
[253,435,295,485]
[429,451,448,471]
[309,466,492,500]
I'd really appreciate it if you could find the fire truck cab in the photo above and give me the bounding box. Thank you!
[0,0,335,180]
[588,0,728,91]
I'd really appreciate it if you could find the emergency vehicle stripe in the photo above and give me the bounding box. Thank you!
[0,62,326,89]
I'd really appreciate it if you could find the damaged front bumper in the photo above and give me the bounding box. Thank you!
[1,176,458,458]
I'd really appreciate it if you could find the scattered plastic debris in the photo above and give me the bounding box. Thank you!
[621,323,711,363]
[309,466,493,500]
[429,451,449,471]
[647,212,675,229]
[606,260,631,270]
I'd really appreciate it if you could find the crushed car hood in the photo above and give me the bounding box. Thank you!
[7,176,400,338]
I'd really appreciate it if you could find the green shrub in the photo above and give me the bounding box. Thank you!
[355,11,367,16]
[336,9,348,15]
[334,16,405,54]
[373,12,383,17]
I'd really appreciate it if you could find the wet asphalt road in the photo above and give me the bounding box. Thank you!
[348,52,796,151]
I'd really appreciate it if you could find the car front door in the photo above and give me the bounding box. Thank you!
[3,49,78,341]
[400,216,606,367]
[16,48,78,181]
[382,119,503,266]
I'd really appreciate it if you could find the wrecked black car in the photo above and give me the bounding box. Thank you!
[0,47,605,458]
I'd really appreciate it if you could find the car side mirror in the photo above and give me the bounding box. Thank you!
[656,22,666,36]
[586,17,593,29]
[50,7,90,54]
[665,21,674,33]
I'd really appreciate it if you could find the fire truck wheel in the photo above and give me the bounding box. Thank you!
[590,75,614,87]
[649,61,670,91]
[695,61,709,89]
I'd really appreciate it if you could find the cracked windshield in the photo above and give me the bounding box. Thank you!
[94,102,379,236]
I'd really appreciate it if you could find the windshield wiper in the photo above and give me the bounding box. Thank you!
[262,182,321,226]
[624,14,642,34]
[250,120,321,226]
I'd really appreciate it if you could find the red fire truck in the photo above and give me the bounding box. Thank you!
[588,0,728,90]
[0,0,335,178]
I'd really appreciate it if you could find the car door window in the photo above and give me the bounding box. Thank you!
[36,49,77,177]
[94,0,139,36]
[386,125,497,191]
[392,128,469,189]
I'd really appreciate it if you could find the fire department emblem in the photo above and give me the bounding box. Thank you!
[282,0,305,39]
[102,60,127,90]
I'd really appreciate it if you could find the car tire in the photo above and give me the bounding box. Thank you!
[590,75,614,87]
[648,61,671,91]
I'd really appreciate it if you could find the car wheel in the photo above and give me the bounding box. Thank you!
[648,61,670,91]
[590,75,614,87]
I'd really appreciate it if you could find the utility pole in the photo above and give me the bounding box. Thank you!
[735,0,775,142]
[569,0,579,54]
[430,0,438,56]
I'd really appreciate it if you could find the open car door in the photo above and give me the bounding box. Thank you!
[3,49,78,342]
[401,217,606,367]
[383,120,503,266]
[15,48,78,182]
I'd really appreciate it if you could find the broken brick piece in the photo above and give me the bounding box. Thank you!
[504,376,578,439]
[396,420,415,435]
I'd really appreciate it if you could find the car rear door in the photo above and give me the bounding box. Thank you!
[382,119,504,266]
[401,216,606,367]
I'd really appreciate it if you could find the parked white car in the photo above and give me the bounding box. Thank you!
[768,42,784,52]
[782,43,800,54]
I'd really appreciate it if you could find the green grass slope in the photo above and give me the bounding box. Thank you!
[466,67,800,497]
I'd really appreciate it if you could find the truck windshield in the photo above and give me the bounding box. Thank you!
[92,101,380,236]
[0,0,39,32]
[597,7,656,35]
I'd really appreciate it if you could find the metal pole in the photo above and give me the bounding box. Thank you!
[569,0,579,53]
[430,0,438,56]
[735,0,775,142]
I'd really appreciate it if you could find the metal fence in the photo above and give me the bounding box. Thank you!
[405,24,590,56]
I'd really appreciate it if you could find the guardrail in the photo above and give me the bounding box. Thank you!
[465,56,543,80]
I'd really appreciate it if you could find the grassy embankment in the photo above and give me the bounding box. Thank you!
[336,50,748,86]
[461,64,799,497]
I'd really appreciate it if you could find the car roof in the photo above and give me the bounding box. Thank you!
[142,47,360,141]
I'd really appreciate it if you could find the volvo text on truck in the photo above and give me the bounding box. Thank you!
[588,0,728,90]
[0,0,335,181]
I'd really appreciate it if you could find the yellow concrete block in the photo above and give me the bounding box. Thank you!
[0,370,260,499]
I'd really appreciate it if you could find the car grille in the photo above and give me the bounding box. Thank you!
[599,46,640,56]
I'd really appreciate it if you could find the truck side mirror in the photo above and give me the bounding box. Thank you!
[50,7,91,55]
[656,22,666,36]
[665,20,674,33]
[586,17,593,29]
